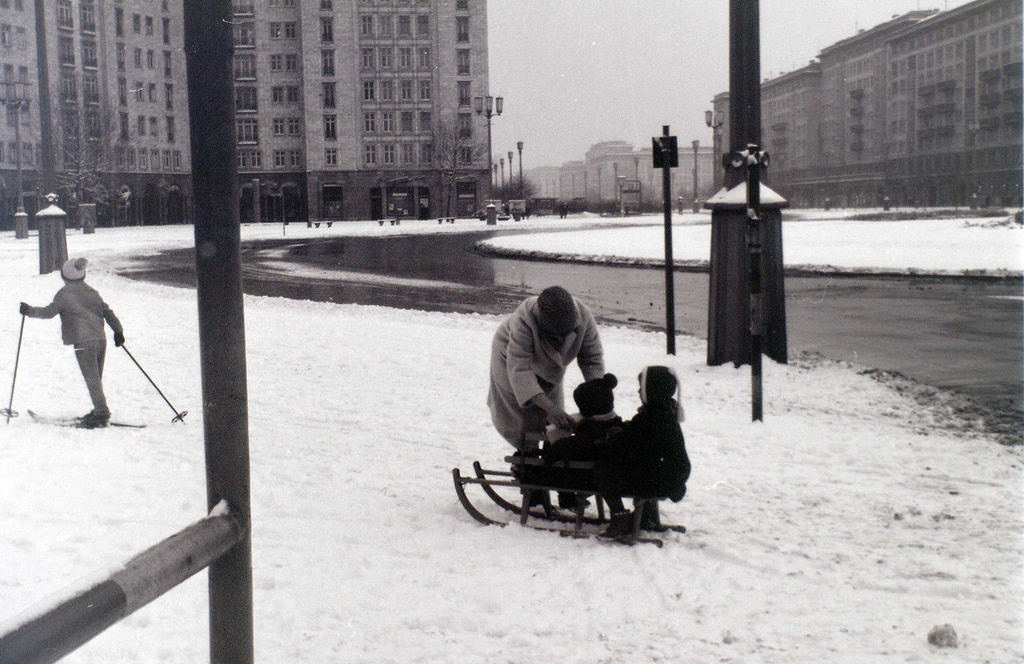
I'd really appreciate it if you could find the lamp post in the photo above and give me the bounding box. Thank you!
[516,141,523,198]
[499,157,505,204]
[705,109,724,193]
[1,80,32,239]
[691,139,700,212]
[473,95,502,201]
[507,150,514,201]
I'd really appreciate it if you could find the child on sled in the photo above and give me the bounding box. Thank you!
[542,365,690,537]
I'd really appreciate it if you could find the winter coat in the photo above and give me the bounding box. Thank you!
[488,295,604,444]
[543,415,623,463]
[597,402,690,501]
[23,280,123,347]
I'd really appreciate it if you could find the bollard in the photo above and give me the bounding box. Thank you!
[485,203,497,225]
[35,204,68,275]
[14,210,28,239]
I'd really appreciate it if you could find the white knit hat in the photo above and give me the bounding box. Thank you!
[61,257,88,281]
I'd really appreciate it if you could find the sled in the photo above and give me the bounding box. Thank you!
[452,438,685,547]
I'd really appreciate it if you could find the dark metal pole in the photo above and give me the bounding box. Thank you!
[662,125,676,355]
[183,2,254,663]
[745,145,764,422]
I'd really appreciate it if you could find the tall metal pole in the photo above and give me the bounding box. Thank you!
[661,125,676,355]
[183,2,254,663]
[692,139,700,203]
[517,141,524,198]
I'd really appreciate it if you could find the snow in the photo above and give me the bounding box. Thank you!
[0,211,1021,663]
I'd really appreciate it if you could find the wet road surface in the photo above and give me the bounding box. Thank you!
[121,229,1022,439]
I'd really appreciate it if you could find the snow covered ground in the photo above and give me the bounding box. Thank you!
[0,212,1021,663]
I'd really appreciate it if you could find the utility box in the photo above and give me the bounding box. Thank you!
[36,204,68,275]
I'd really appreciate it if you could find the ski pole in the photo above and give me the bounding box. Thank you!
[2,314,25,424]
[120,344,187,423]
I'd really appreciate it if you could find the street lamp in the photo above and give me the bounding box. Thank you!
[705,109,724,193]
[516,141,524,198]
[1,80,32,239]
[507,150,514,201]
[499,157,505,204]
[691,139,700,211]
[474,95,503,201]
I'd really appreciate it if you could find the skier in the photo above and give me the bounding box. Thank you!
[19,257,125,428]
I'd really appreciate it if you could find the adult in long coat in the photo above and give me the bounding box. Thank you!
[488,286,605,447]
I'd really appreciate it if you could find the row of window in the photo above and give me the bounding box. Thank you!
[116,79,175,111]
[0,23,28,50]
[0,0,26,10]
[234,47,472,81]
[115,43,174,77]
[113,146,183,171]
[363,110,434,134]
[117,112,176,143]
[361,78,434,102]
[112,8,171,44]
[358,14,432,40]
[237,143,453,171]
[0,142,34,166]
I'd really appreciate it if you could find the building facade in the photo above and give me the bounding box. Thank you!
[231,0,490,223]
[0,0,193,229]
[717,0,1022,208]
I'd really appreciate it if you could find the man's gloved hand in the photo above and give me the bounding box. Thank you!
[19,302,29,315]
[114,332,125,347]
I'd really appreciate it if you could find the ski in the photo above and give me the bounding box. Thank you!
[27,410,146,429]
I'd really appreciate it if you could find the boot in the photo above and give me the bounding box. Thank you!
[638,501,667,532]
[77,411,110,428]
[598,511,634,541]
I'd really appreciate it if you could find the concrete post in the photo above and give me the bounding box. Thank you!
[35,204,68,275]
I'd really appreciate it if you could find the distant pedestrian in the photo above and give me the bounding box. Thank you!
[488,286,605,448]
[19,257,125,428]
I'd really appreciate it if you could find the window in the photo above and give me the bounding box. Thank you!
[458,112,472,138]
[421,142,432,163]
[289,150,301,167]
[459,147,472,164]
[400,111,414,132]
[360,15,373,37]
[164,51,172,77]
[150,117,158,137]
[284,22,296,39]
[173,151,182,170]
[400,80,413,100]
[147,49,155,69]
[419,111,431,132]
[273,117,285,136]
[117,43,125,70]
[381,111,394,132]
[418,79,431,100]
[166,117,175,142]
[379,48,392,68]
[236,87,258,112]
[234,23,255,46]
[133,47,142,68]
[57,0,73,28]
[137,115,146,135]
[119,112,129,139]
[364,112,376,132]
[118,78,127,105]
[162,17,170,44]
[379,80,393,101]
[115,8,124,36]
[59,36,75,65]
[321,17,333,42]
[364,144,376,164]
[363,80,376,101]
[457,0,468,9]
[239,149,262,169]
[418,48,430,68]
[325,147,338,166]
[132,13,141,33]
[321,0,333,10]
[272,86,284,103]
[269,22,281,39]
[402,143,415,163]
[398,48,412,69]
[270,54,283,71]
[285,54,298,71]
[383,144,395,164]
[165,84,173,110]
[147,82,156,102]
[139,148,147,169]
[457,49,470,75]
[81,1,96,31]
[287,117,301,135]
[361,48,375,69]
[237,118,259,142]
[324,114,337,139]
[416,14,429,37]
[456,16,469,42]
[274,150,287,167]
[322,82,336,108]
[322,50,335,76]
[145,15,153,35]
[60,72,77,101]
[379,15,392,37]
[286,86,300,103]
[398,15,411,37]
[234,54,256,79]
[458,81,471,106]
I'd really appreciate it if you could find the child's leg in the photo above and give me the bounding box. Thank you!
[75,341,110,417]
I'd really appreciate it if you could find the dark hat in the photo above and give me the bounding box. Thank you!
[536,286,577,336]
[573,373,618,417]
[639,365,678,406]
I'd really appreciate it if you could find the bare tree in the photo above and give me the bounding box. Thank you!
[432,116,486,217]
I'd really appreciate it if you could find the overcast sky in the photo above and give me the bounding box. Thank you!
[487,0,973,170]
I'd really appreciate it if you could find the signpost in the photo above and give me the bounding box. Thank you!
[652,125,679,355]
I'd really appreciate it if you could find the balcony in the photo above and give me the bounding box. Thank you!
[979,92,1001,107]
[979,69,1001,83]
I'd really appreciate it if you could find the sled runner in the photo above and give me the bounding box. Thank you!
[452,436,685,547]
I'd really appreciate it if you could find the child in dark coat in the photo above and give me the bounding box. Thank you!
[596,365,690,537]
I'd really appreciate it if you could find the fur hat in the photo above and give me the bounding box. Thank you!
[536,286,577,336]
[573,373,617,418]
[61,257,88,281]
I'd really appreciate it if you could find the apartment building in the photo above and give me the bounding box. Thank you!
[0,0,193,228]
[715,0,1022,208]
[231,0,490,222]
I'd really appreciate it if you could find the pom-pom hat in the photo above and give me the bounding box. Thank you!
[573,373,618,417]
[61,257,88,281]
